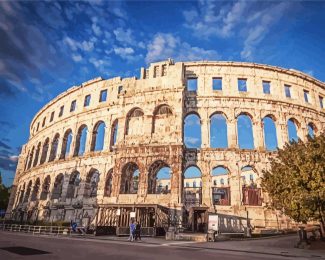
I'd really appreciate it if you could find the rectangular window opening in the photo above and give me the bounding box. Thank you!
[285,84,291,98]
[59,106,64,117]
[238,79,247,92]
[42,117,46,127]
[303,90,309,103]
[187,77,198,91]
[320,96,324,109]
[84,95,91,107]
[162,65,167,76]
[212,77,222,91]
[99,90,107,102]
[118,86,123,94]
[50,112,54,122]
[70,100,76,112]
[262,81,271,94]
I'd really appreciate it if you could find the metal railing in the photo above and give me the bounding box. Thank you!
[0,224,73,236]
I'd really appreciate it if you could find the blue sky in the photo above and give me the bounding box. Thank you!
[1,1,325,186]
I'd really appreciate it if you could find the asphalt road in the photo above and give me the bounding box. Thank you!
[0,232,322,260]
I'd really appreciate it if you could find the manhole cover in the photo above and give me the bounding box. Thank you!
[0,246,50,255]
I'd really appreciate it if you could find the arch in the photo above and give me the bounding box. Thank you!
[120,162,139,194]
[24,150,30,171]
[91,121,106,151]
[183,165,202,206]
[33,142,41,167]
[31,178,40,201]
[66,171,81,199]
[240,166,258,186]
[84,168,100,198]
[40,175,51,200]
[110,119,118,151]
[241,166,261,206]
[73,124,88,156]
[51,173,64,200]
[24,180,33,202]
[210,113,228,148]
[152,104,173,134]
[49,133,60,162]
[60,129,72,159]
[237,114,254,149]
[125,107,144,136]
[40,138,50,164]
[211,166,230,205]
[262,116,278,151]
[104,169,113,197]
[19,183,26,203]
[287,118,299,142]
[184,113,201,148]
[27,146,35,170]
[307,122,317,138]
[147,160,171,194]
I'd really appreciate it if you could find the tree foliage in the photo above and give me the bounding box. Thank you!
[261,134,325,226]
[0,172,10,210]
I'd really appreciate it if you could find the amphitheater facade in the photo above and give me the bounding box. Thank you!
[6,59,325,235]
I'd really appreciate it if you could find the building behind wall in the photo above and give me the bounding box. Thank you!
[6,59,325,235]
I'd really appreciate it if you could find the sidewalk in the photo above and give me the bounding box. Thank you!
[78,233,325,259]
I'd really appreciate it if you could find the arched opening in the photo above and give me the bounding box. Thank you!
[125,108,144,136]
[31,178,40,201]
[19,184,25,203]
[237,114,254,149]
[40,138,49,164]
[211,166,230,205]
[24,150,30,171]
[184,113,201,148]
[104,169,113,197]
[60,129,72,159]
[148,160,171,194]
[287,118,299,142]
[84,169,100,198]
[307,122,316,138]
[66,171,80,199]
[183,166,202,206]
[49,133,60,162]
[110,119,118,151]
[120,162,139,194]
[73,124,88,156]
[27,147,34,170]
[24,180,33,202]
[210,113,228,148]
[33,142,41,167]
[91,121,106,151]
[40,176,51,200]
[262,116,278,151]
[152,104,173,134]
[241,166,261,206]
[51,173,64,200]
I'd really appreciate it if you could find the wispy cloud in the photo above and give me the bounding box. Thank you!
[146,33,220,63]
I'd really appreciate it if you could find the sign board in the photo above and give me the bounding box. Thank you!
[116,209,121,216]
[208,214,219,231]
[130,211,136,218]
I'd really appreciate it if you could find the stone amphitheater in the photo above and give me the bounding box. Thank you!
[6,59,325,236]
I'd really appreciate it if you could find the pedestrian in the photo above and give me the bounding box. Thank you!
[128,220,135,241]
[134,221,141,241]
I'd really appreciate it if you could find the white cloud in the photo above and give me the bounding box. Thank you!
[63,37,94,52]
[185,137,200,145]
[92,22,102,36]
[113,27,136,46]
[9,155,19,162]
[72,54,82,62]
[146,33,220,64]
[183,1,293,60]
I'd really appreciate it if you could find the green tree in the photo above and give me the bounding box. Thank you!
[0,172,10,211]
[261,134,325,233]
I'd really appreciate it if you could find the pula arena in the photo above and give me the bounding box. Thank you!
[6,59,325,235]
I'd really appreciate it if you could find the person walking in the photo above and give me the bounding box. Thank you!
[128,220,136,241]
[134,221,141,241]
